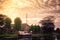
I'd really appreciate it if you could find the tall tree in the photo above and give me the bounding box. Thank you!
[5,17,11,29]
[14,17,22,31]
[40,16,55,40]
[40,16,55,34]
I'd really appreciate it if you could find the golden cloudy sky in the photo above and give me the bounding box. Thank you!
[0,0,60,28]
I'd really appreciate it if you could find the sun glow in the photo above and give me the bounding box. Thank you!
[0,0,34,24]
[44,0,47,2]
[0,0,44,24]
[0,0,59,26]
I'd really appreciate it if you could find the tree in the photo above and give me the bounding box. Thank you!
[40,16,55,40]
[0,14,5,27]
[34,25,41,33]
[56,28,60,33]
[56,28,60,39]
[5,17,11,29]
[30,24,40,34]
[14,17,22,31]
[30,24,35,33]
[40,16,55,34]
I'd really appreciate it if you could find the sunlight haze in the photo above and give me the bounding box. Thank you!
[0,0,60,28]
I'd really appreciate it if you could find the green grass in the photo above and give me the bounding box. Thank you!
[0,33,18,38]
[32,34,40,37]
[0,33,60,38]
[32,34,53,37]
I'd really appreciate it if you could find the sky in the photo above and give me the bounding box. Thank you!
[0,0,60,28]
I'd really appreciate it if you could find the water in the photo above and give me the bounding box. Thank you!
[18,37,58,40]
[0,36,60,40]
[0,38,59,40]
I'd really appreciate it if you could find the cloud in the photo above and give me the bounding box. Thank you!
[46,10,60,13]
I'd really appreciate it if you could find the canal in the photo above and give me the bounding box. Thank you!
[0,36,60,40]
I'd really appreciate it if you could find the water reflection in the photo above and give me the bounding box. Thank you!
[17,37,60,40]
[1,35,57,40]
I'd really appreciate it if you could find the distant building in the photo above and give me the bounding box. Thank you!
[21,23,29,32]
[18,23,32,36]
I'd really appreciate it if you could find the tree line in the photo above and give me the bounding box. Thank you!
[0,14,22,34]
[0,14,60,38]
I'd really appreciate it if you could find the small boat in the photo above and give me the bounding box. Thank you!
[18,31,32,39]
[18,31,32,35]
